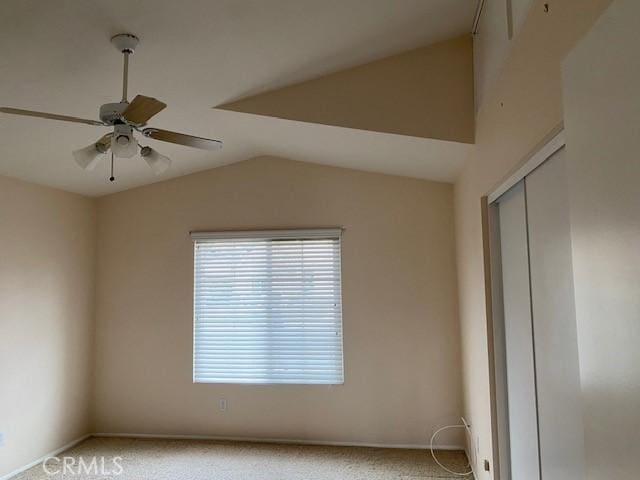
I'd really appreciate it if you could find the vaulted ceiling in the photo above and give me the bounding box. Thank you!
[0,0,476,196]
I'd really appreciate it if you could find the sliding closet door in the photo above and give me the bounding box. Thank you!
[525,148,586,479]
[497,181,541,480]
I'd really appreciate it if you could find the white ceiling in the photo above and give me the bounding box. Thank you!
[0,0,475,196]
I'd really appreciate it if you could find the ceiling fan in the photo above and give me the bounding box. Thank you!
[0,33,223,181]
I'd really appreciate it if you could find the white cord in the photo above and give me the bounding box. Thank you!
[429,418,474,477]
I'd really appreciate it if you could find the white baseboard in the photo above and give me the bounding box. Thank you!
[92,432,465,451]
[1,434,91,480]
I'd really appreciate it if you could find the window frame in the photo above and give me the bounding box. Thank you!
[191,228,344,386]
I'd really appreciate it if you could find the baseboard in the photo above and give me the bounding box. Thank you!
[1,434,91,480]
[92,432,465,451]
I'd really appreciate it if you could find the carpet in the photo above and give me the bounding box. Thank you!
[13,437,472,479]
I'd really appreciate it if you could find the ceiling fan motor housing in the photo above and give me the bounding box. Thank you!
[99,102,128,125]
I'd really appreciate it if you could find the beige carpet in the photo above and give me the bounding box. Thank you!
[14,437,472,479]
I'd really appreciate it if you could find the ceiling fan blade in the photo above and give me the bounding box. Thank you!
[0,107,104,126]
[142,128,223,151]
[122,95,167,125]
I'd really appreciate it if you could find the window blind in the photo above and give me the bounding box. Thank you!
[192,229,343,384]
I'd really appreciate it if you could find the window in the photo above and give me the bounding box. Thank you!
[192,229,343,385]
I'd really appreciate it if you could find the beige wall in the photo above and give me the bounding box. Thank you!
[455,0,612,477]
[93,156,463,447]
[218,36,475,143]
[562,0,640,476]
[473,0,510,111]
[0,175,96,477]
[473,0,535,110]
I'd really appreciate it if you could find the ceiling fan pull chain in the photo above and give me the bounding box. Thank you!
[109,151,115,182]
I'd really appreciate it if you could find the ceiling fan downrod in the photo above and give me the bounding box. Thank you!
[111,33,139,103]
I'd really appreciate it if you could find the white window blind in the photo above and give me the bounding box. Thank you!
[192,229,343,385]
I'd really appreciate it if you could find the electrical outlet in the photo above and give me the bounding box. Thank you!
[219,398,227,412]
[484,459,490,471]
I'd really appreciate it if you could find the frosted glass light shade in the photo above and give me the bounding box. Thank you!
[73,144,103,171]
[111,133,138,158]
[140,146,171,174]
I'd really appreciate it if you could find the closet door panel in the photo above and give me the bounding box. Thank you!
[498,181,541,480]
[526,148,586,480]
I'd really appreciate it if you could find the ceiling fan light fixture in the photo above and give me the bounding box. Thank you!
[111,124,138,158]
[140,146,171,175]
[73,142,106,171]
